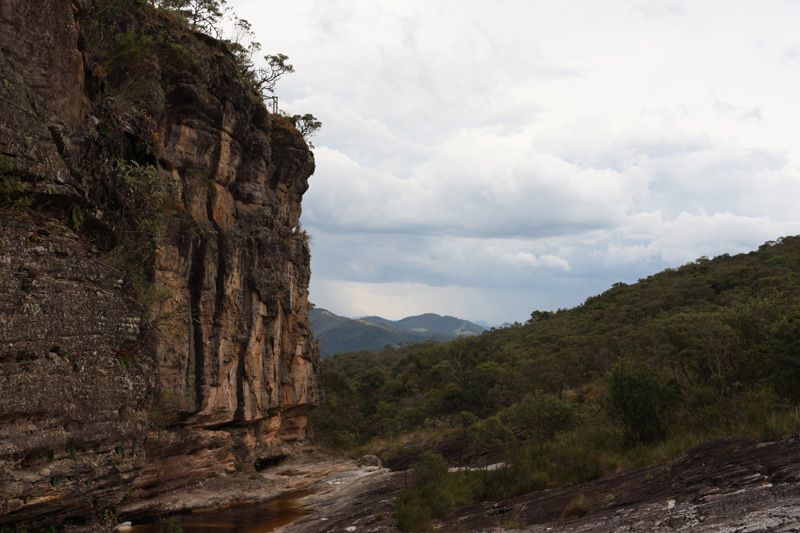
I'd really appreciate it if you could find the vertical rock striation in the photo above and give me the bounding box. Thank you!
[0,0,320,527]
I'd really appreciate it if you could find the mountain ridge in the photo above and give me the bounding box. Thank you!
[310,308,485,356]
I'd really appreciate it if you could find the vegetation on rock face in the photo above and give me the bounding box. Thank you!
[0,156,30,210]
[311,236,800,529]
[148,0,321,144]
[101,159,175,314]
[150,0,228,36]
[286,113,322,146]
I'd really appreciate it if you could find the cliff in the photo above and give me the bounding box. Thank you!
[0,0,320,527]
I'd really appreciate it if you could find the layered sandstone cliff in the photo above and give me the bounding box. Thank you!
[0,0,320,527]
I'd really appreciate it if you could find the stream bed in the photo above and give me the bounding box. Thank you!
[129,490,311,533]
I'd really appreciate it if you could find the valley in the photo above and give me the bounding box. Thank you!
[1,0,799,531]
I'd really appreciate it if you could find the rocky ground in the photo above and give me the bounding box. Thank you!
[286,437,800,532]
[442,437,800,532]
[108,437,800,532]
[275,462,403,533]
[117,448,349,522]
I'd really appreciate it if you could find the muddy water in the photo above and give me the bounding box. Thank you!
[129,490,310,533]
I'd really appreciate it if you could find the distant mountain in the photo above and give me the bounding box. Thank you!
[365,313,485,338]
[310,308,486,357]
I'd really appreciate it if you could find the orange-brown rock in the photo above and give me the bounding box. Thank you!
[0,0,320,527]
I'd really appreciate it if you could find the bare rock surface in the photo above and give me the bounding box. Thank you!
[0,213,154,526]
[242,437,800,533]
[0,0,319,527]
[119,448,351,522]
[442,437,800,532]
[275,461,403,533]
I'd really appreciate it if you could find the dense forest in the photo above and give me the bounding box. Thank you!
[312,236,800,530]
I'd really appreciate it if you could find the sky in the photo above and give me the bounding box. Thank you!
[231,0,800,325]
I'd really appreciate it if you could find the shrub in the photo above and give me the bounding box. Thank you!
[395,491,432,532]
[109,159,173,243]
[562,494,591,518]
[465,416,515,454]
[0,156,31,209]
[396,452,454,531]
[503,393,575,443]
[607,359,677,443]
[769,311,800,401]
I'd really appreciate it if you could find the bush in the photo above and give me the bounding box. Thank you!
[465,416,515,454]
[503,393,575,443]
[396,452,456,531]
[562,494,591,518]
[607,360,677,443]
[770,311,800,401]
[0,156,30,209]
[395,492,432,532]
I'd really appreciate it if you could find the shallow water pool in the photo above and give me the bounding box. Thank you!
[129,490,310,533]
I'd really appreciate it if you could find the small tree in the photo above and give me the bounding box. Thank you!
[220,18,295,98]
[153,0,227,36]
[224,17,262,75]
[287,113,322,146]
[253,53,295,96]
[289,113,322,138]
[151,0,320,139]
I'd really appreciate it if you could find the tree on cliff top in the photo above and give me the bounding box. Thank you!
[152,0,294,96]
[151,0,322,144]
[152,0,227,36]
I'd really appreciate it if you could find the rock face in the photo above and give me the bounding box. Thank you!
[0,0,320,527]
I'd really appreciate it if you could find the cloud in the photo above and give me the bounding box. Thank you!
[304,137,644,239]
[785,43,800,63]
[636,1,686,18]
[231,0,800,323]
[715,99,762,122]
[602,211,798,266]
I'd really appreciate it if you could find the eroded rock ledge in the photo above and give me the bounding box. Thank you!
[0,0,320,527]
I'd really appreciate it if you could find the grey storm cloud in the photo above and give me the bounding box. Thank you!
[232,0,800,323]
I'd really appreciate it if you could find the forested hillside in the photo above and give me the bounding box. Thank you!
[312,236,800,529]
